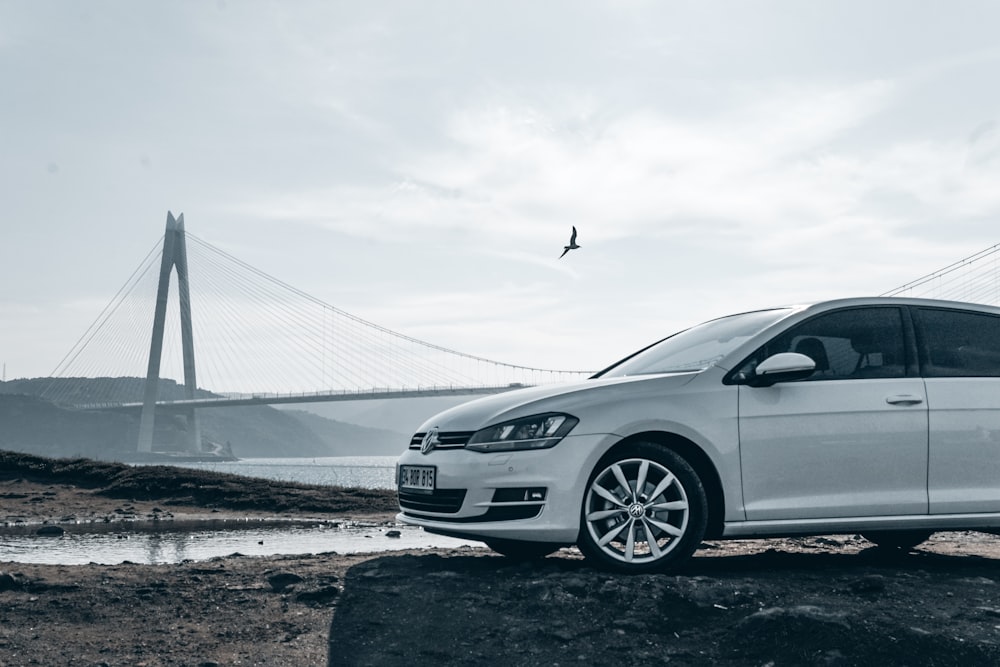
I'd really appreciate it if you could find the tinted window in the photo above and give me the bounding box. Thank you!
[735,307,906,381]
[918,308,1000,377]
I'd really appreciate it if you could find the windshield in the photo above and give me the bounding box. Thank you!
[598,308,793,378]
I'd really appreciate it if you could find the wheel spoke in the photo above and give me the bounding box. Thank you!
[598,518,631,547]
[610,464,632,500]
[641,518,664,559]
[647,472,676,501]
[587,508,626,521]
[624,521,636,561]
[592,484,628,507]
[647,500,688,512]
[635,460,649,497]
[644,515,683,537]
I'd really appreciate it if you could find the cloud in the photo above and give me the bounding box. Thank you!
[237,77,989,256]
[181,67,1000,374]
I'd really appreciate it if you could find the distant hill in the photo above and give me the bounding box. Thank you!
[291,395,473,435]
[281,409,408,456]
[0,392,135,460]
[0,378,408,461]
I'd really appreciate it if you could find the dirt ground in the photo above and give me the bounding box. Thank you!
[5,477,1000,666]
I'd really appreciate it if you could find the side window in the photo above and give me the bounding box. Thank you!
[918,308,1000,377]
[736,307,906,381]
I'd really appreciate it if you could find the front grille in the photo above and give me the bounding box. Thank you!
[398,488,467,513]
[408,431,475,450]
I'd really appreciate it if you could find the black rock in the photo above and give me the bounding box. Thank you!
[267,572,305,592]
[295,585,340,605]
[0,572,19,591]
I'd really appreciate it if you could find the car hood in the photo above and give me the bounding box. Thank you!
[415,372,700,433]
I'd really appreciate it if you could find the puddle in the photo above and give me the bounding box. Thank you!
[0,521,485,565]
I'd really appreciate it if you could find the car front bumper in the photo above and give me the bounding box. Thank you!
[395,432,616,544]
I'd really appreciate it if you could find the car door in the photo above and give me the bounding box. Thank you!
[736,306,929,521]
[917,307,1000,514]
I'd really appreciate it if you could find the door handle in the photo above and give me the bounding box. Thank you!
[885,394,924,406]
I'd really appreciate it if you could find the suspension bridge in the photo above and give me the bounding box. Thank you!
[40,212,591,453]
[35,212,1000,455]
[881,242,1000,303]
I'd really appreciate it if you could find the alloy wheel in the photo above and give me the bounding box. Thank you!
[583,456,691,565]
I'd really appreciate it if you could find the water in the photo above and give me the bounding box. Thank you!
[0,455,492,564]
[167,455,399,489]
[0,520,483,565]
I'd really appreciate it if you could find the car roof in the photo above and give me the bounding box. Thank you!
[793,296,1000,315]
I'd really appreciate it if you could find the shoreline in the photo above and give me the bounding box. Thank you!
[1,476,398,530]
[0,449,398,525]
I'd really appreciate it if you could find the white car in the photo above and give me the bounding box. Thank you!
[396,297,1000,572]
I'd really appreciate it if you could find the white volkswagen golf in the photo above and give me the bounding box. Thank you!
[396,297,1000,572]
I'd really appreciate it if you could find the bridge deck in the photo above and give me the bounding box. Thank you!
[80,384,529,410]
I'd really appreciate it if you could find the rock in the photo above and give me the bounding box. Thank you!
[267,572,304,592]
[385,529,401,538]
[746,605,848,625]
[36,525,65,536]
[0,572,19,591]
[815,537,843,546]
[426,570,461,579]
[547,628,580,641]
[848,574,886,594]
[611,619,648,633]
[295,585,340,605]
[559,575,591,596]
[818,649,848,666]
[960,576,996,586]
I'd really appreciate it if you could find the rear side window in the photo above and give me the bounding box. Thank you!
[735,307,906,381]
[917,308,1000,377]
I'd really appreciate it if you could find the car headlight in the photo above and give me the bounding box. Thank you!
[465,413,579,452]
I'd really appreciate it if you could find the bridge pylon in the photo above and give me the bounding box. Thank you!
[137,212,201,454]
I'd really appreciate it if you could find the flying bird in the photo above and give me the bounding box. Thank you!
[559,226,580,258]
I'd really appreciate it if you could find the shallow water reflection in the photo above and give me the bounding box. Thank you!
[0,521,484,565]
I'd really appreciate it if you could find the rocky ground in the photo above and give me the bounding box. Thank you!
[4,454,1000,666]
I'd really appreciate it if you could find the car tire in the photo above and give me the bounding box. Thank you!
[484,539,561,561]
[578,442,708,573]
[860,530,933,551]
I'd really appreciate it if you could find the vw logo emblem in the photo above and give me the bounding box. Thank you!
[421,427,441,455]
[628,503,645,519]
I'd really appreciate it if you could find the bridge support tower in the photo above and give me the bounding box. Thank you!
[137,212,201,453]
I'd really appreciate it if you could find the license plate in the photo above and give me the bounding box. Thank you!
[399,465,436,492]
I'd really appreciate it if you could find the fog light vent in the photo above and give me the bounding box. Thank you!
[492,487,547,503]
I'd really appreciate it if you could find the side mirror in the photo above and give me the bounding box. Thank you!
[746,352,816,387]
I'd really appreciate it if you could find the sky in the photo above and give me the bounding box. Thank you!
[3,0,1000,385]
